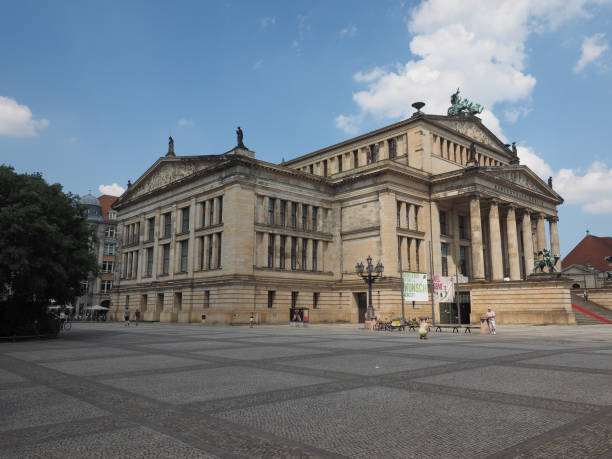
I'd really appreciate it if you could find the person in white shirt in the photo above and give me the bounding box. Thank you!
[486,307,496,335]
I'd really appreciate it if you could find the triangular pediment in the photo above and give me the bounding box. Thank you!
[432,116,508,153]
[485,167,562,201]
[121,155,224,202]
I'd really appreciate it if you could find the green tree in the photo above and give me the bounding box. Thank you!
[0,165,98,336]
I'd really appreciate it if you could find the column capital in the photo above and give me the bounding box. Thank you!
[534,212,547,220]
[489,198,500,206]
[547,215,559,223]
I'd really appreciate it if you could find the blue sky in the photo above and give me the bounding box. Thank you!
[1,0,611,255]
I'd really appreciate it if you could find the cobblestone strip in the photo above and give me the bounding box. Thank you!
[384,381,600,415]
[491,409,612,459]
[0,355,347,459]
[0,415,134,449]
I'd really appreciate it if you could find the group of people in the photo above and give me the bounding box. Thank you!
[418,307,496,339]
[123,307,140,326]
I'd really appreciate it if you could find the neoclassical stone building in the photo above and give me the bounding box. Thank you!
[111,110,573,325]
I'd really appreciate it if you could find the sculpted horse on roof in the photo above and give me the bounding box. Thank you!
[447,88,484,116]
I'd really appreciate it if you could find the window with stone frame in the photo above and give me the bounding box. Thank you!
[204,290,210,308]
[312,207,318,231]
[268,291,275,308]
[280,200,286,226]
[162,244,170,275]
[439,210,448,236]
[174,292,182,311]
[147,217,155,241]
[217,196,223,224]
[458,215,467,239]
[209,199,215,226]
[337,154,343,172]
[301,239,307,269]
[441,243,449,276]
[146,247,154,277]
[104,226,116,238]
[353,150,358,168]
[291,291,298,308]
[459,245,468,276]
[163,212,172,238]
[102,261,114,273]
[291,202,297,228]
[268,198,275,225]
[180,240,188,272]
[312,240,318,271]
[323,160,328,177]
[267,234,274,268]
[207,235,213,270]
[302,204,308,230]
[216,233,222,268]
[313,292,319,309]
[309,164,314,174]
[279,236,286,269]
[101,280,113,293]
[181,207,190,233]
[291,237,297,270]
[103,243,116,255]
[388,138,397,159]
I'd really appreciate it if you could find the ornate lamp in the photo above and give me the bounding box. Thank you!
[355,255,384,321]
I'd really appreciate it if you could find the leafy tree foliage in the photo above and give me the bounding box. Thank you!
[0,165,98,335]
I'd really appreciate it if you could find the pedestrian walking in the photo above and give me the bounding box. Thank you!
[124,307,130,326]
[134,309,140,326]
[486,307,496,335]
[583,290,589,302]
[249,312,254,328]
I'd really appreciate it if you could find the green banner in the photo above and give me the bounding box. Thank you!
[403,272,428,302]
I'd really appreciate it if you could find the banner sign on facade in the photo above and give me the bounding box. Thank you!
[403,272,428,302]
[433,275,455,303]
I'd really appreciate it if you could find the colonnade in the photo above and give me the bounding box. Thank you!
[468,195,560,281]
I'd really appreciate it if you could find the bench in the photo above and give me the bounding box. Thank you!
[463,325,480,333]
[434,325,461,333]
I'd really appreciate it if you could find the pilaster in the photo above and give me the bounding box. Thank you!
[469,195,485,280]
[506,206,521,280]
[488,200,504,281]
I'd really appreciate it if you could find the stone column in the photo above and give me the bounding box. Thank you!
[273,198,280,227]
[262,233,270,268]
[408,204,416,231]
[469,195,485,281]
[548,216,561,270]
[274,233,281,268]
[188,198,196,275]
[521,211,534,277]
[430,201,442,276]
[536,213,547,255]
[506,206,521,280]
[399,237,408,272]
[399,202,407,228]
[211,233,219,269]
[306,239,313,271]
[296,237,303,270]
[488,200,504,281]
[409,238,418,272]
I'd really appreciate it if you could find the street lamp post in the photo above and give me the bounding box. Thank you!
[355,255,384,320]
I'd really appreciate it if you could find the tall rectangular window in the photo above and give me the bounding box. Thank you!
[267,234,274,268]
[207,235,213,270]
[302,239,307,269]
[148,217,155,241]
[441,242,449,276]
[389,138,397,159]
[353,150,358,168]
[291,203,297,228]
[313,292,319,309]
[309,164,314,174]
[268,198,275,225]
[216,233,222,268]
[337,155,343,172]
[217,196,223,224]
[312,240,318,271]
[103,243,116,255]
[323,160,328,177]
[101,280,113,293]
[102,261,114,273]
[181,207,189,233]
[180,240,188,272]
[280,200,286,226]
[459,245,468,276]
[397,202,402,227]
[209,199,215,226]
[279,236,286,269]
[302,204,308,230]
[291,237,297,270]
[291,291,298,308]
[312,207,318,231]
[146,247,153,277]
[268,291,275,308]
[104,226,116,238]
[163,213,172,238]
[458,215,466,239]
[204,290,210,308]
[440,211,448,236]
[174,292,182,311]
[162,244,170,275]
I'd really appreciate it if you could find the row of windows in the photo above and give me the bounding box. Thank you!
[263,234,321,271]
[439,211,468,239]
[441,243,469,277]
[298,136,404,177]
[266,291,320,309]
[396,201,422,231]
[262,197,325,232]
[397,237,422,272]
[432,134,504,167]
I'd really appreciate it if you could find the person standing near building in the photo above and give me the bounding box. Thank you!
[249,312,254,328]
[134,309,140,326]
[584,290,589,302]
[486,307,496,335]
[124,306,130,326]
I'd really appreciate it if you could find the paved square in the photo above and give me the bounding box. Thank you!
[1,322,611,458]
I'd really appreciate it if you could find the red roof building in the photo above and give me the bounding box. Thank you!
[98,194,118,222]
[562,235,612,271]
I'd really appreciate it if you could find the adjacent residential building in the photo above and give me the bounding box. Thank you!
[111,107,572,325]
[74,193,118,315]
[562,233,612,289]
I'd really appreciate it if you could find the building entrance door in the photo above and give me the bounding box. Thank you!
[356,293,367,323]
[439,292,471,324]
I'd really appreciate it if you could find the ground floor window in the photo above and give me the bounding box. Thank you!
[291,291,298,308]
[268,291,275,308]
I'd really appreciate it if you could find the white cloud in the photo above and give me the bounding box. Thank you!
[517,146,553,178]
[504,106,532,124]
[554,161,612,213]
[253,59,264,70]
[340,25,357,39]
[334,114,361,135]
[98,183,125,197]
[336,0,604,134]
[573,33,608,72]
[178,118,194,127]
[0,96,49,137]
[260,17,276,27]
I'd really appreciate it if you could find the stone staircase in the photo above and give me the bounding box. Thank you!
[571,294,612,325]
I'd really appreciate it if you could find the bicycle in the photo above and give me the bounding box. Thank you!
[60,318,71,331]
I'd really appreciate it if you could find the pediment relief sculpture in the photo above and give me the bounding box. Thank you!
[129,160,213,199]
[435,119,498,149]
[488,170,546,194]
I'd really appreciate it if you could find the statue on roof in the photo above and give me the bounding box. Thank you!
[548,176,553,188]
[166,136,175,157]
[447,88,484,116]
[533,249,560,273]
[509,141,520,165]
[236,126,246,149]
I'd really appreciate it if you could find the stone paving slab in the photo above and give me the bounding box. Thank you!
[308,339,408,350]
[40,354,207,377]
[0,368,26,384]
[7,346,142,362]
[279,353,452,376]
[100,365,332,404]
[521,352,612,371]
[0,426,219,459]
[142,340,248,352]
[193,344,331,360]
[0,386,107,432]
[383,343,525,360]
[415,365,612,405]
[217,386,576,459]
